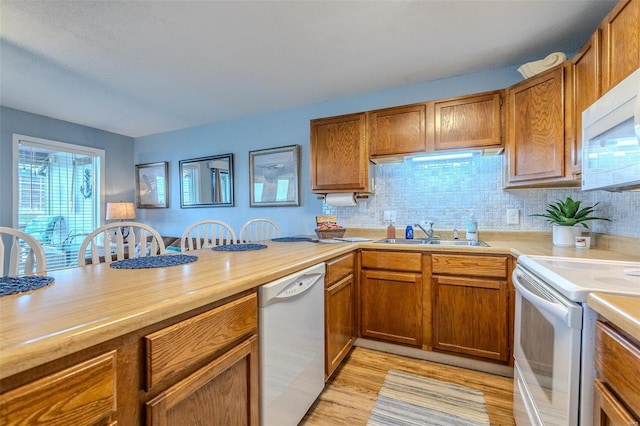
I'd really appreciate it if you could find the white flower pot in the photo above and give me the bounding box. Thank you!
[552,225,581,247]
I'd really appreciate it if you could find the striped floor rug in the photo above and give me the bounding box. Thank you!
[367,369,491,426]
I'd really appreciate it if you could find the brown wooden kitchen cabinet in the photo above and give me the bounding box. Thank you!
[310,112,374,193]
[146,336,258,425]
[593,320,640,424]
[325,252,355,379]
[360,250,424,347]
[145,292,259,425]
[431,254,510,363]
[0,351,117,425]
[368,103,426,160]
[571,29,602,177]
[0,291,259,426]
[601,0,640,94]
[431,90,503,152]
[504,64,579,188]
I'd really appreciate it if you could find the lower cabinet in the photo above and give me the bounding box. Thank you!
[360,250,424,347]
[325,253,355,379]
[593,320,640,424]
[0,291,259,426]
[144,292,259,425]
[431,254,510,362]
[0,351,117,425]
[146,336,259,425]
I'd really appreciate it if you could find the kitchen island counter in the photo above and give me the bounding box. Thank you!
[0,241,356,379]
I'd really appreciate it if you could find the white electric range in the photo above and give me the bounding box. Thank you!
[513,255,640,425]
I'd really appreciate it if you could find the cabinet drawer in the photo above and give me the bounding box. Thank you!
[432,254,507,278]
[361,250,422,272]
[595,320,640,419]
[145,293,257,389]
[0,351,116,425]
[326,252,354,286]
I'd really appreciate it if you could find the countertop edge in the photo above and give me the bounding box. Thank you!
[587,292,640,342]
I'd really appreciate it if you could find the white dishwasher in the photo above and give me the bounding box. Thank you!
[259,262,325,426]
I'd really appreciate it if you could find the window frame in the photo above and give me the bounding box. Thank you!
[12,134,106,269]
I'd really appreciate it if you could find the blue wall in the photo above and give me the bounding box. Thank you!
[0,107,135,228]
[135,65,523,237]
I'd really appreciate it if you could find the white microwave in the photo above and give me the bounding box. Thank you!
[582,67,640,191]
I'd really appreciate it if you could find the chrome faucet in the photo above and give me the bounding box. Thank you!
[415,221,434,239]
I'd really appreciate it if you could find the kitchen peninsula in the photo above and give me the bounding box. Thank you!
[1,236,639,424]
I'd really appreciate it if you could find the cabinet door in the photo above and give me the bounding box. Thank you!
[325,274,354,378]
[432,276,508,362]
[601,0,640,93]
[360,269,422,347]
[310,113,371,192]
[433,91,503,151]
[594,379,639,426]
[505,65,574,187]
[146,336,259,426]
[571,29,602,177]
[369,104,426,158]
[0,351,117,426]
[595,321,640,418]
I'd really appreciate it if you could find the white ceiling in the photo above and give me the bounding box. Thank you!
[0,0,616,138]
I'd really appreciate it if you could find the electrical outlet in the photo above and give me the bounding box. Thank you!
[383,210,396,223]
[507,208,520,225]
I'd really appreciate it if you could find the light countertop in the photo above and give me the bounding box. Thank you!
[588,293,640,342]
[1,231,638,380]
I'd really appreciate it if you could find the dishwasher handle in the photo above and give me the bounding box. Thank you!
[259,263,326,306]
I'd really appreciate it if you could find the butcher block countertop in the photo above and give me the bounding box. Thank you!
[1,230,638,380]
[588,293,640,342]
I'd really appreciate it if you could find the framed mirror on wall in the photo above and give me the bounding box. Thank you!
[135,161,169,208]
[249,145,300,207]
[179,154,234,208]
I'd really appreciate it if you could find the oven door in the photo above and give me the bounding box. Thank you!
[513,265,583,426]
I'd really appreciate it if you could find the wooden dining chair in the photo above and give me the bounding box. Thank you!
[77,221,166,266]
[180,220,236,251]
[239,218,281,242]
[0,226,47,276]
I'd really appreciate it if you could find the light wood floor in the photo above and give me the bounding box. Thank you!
[301,346,515,425]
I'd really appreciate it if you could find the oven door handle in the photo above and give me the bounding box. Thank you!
[513,269,582,329]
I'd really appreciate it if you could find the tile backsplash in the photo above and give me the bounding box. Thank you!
[323,154,640,239]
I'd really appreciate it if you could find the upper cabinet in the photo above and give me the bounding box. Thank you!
[504,64,578,188]
[601,0,640,93]
[368,104,426,160]
[431,91,503,152]
[309,0,635,192]
[571,29,602,177]
[310,112,373,193]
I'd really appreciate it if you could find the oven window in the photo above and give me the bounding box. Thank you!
[520,297,554,401]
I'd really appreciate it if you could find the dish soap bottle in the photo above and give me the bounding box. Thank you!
[387,222,396,239]
[466,212,478,241]
[405,225,414,239]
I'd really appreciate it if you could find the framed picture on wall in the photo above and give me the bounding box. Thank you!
[135,161,169,208]
[249,145,300,207]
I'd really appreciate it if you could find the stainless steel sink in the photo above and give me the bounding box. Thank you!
[375,238,490,247]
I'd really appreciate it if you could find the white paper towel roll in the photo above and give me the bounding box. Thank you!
[325,193,357,207]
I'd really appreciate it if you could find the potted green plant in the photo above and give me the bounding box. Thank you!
[531,197,610,246]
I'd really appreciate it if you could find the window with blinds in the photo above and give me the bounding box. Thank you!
[13,135,104,271]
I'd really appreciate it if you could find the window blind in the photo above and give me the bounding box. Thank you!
[15,136,104,271]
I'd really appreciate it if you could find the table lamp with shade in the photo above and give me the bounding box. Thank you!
[106,202,136,238]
